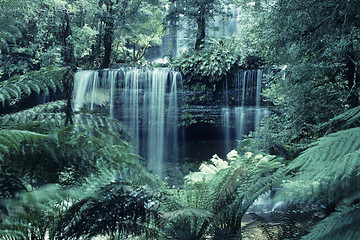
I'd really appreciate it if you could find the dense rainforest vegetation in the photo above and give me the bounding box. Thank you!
[1,0,360,239]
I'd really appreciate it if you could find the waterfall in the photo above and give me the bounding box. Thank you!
[221,69,270,153]
[73,68,182,177]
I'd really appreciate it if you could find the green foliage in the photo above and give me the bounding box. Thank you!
[173,37,246,89]
[278,128,360,205]
[319,104,360,132]
[272,126,360,239]
[0,129,47,162]
[114,1,167,63]
[1,166,163,239]
[302,194,360,240]
[0,66,68,106]
[57,179,162,239]
[162,150,283,239]
[0,0,27,52]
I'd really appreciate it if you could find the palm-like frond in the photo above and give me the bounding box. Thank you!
[56,179,163,239]
[0,100,67,127]
[0,223,28,240]
[273,127,360,239]
[211,152,283,234]
[164,150,283,239]
[319,105,360,131]
[0,96,138,187]
[0,129,47,161]
[303,200,360,240]
[278,127,360,205]
[0,65,68,105]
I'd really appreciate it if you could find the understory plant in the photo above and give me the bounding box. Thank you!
[274,105,360,239]
[162,150,283,239]
[172,37,248,90]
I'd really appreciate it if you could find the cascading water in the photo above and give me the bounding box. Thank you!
[73,68,182,177]
[221,69,270,154]
[72,67,270,176]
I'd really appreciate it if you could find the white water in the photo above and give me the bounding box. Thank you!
[73,68,181,177]
[222,69,270,153]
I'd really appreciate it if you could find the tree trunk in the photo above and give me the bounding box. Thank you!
[62,9,75,70]
[195,15,206,50]
[346,44,359,107]
[101,1,115,69]
[62,9,75,126]
[64,68,74,126]
[101,23,113,68]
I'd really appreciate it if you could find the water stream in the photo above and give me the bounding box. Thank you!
[73,67,182,177]
[73,67,270,177]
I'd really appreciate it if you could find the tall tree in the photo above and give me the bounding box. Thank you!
[236,0,360,156]
[168,0,224,50]
[99,0,166,68]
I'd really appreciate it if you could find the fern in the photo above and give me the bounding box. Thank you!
[319,105,360,131]
[302,195,360,240]
[0,223,28,240]
[0,129,47,161]
[163,150,284,239]
[0,100,130,139]
[0,101,67,127]
[1,183,83,240]
[0,66,68,106]
[56,177,163,239]
[273,128,360,239]
[278,127,360,205]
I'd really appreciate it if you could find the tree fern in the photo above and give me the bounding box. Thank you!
[56,175,163,239]
[1,148,161,240]
[0,101,67,127]
[0,183,91,240]
[0,129,47,161]
[163,150,284,239]
[0,223,28,240]
[319,105,360,131]
[302,194,360,240]
[278,127,360,205]
[0,65,68,106]
[273,127,360,239]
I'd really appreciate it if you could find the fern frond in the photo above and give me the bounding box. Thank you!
[0,101,67,128]
[75,113,130,139]
[278,127,360,204]
[163,208,212,222]
[303,202,360,240]
[169,150,284,238]
[0,129,47,160]
[0,66,69,105]
[56,180,162,239]
[2,184,79,240]
[320,105,360,131]
[0,223,28,240]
